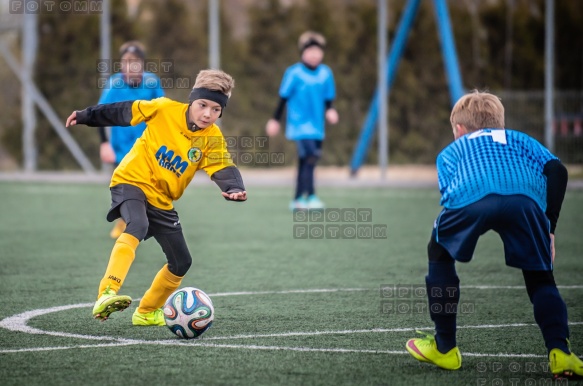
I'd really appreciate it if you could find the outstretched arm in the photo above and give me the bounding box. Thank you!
[211,166,247,202]
[66,101,135,128]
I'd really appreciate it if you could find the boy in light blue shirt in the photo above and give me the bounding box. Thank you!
[266,31,338,210]
[97,41,164,238]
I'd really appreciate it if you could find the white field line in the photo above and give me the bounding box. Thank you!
[211,286,583,293]
[1,287,582,356]
[463,285,583,290]
[208,287,370,297]
[1,335,572,358]
[200,322,583,341]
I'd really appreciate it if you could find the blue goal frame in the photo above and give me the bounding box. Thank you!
[350,0,465,175]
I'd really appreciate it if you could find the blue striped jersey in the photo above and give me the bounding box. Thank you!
[437,129,557,210]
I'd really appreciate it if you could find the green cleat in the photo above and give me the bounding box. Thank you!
[549,348,583,379]
[406,330,462,370]
[132,308,166,326]
[92,285,132,321]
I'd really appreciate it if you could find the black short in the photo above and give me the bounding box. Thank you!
[107,184,182,239]
[107,183,146,222]
[296,139,323,159]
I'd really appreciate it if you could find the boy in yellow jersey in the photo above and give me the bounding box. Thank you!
[66,69,246,326]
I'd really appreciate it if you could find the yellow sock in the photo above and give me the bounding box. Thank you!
[97,232,139,298]
[138,264,183,314]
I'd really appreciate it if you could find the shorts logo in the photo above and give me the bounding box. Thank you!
[188,147,202,163]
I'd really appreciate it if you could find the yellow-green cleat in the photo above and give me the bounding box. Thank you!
[549,347,583,379]
[132,308,166,326]
[92,285,132,321]
[406,330,462,370]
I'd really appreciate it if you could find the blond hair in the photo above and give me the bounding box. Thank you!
[450,90,505,132]
[298,31,326,52]
[193,69,235,98]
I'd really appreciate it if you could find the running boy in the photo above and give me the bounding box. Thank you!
[265,31,338,210]
[405,90,583,378]
[66,69,246,326]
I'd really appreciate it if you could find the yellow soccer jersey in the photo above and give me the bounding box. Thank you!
[110,97,234,210]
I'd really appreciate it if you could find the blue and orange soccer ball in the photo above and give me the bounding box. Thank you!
[163,287,214,339]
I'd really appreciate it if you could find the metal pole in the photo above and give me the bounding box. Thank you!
[350,0,421,175]
[378,0,388,179]
[504,0,514,89]
[544,0,554,152]
[100,0,110,75]
[22,12,38,172]
[0,41,96,173]
[100,0,111,172]
[209,0,220,69]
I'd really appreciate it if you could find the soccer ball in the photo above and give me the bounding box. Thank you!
[163,287,214,339]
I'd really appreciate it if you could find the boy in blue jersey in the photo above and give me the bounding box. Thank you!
[405,90,582,378]
[266,31,338,210]
[98,41,164,238]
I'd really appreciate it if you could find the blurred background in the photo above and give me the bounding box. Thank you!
[0,0,581,173]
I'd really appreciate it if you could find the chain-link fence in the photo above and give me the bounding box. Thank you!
[501,91,583,164]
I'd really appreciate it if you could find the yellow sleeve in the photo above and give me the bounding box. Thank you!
[129,97,167,126]
[200,127,235,176]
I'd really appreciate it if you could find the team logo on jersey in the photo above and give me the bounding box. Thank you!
[188,147,202,163]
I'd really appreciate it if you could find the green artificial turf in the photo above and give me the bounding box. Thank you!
[0,181,581,385]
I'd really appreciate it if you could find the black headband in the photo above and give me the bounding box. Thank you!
[188,88,229,108]
[120,45,145,60]
[300,38,325,53]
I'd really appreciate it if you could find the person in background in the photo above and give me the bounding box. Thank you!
[98,41,164,238]
[266,31,338,210]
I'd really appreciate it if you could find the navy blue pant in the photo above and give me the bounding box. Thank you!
[426,194,569,354]
[294,139,322,199]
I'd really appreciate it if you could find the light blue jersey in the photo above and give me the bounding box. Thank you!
[278,63,336,141]
[98,72,164,163]
[437,129,557,211]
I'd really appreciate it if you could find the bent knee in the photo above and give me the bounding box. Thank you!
[169,258,192,277]
[427,237,454,262]
[305,155,320,165]
[124,220,149,241]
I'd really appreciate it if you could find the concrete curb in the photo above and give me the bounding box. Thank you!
[1,166,582,189]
